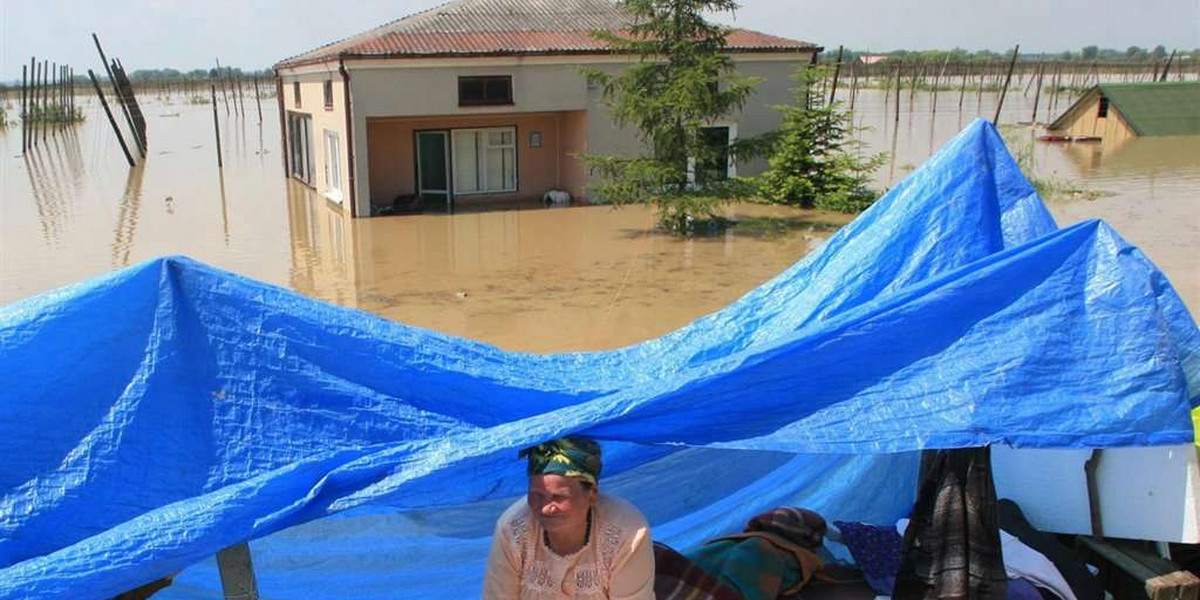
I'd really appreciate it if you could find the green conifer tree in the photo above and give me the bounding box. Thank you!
[758,66,885,213]
[584,0,762,234]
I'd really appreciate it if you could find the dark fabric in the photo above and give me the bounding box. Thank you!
[1005,578,1045,600]
[893,448,1008,600]
[743,507,828,550]
[655,541,747,600]
[997,499,1103,600]
[834,521,904,594]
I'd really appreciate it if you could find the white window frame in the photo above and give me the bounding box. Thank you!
[288,112,315,186]
[323,129,342,203]
[450,126,518,195]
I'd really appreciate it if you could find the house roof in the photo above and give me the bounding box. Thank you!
[1048,82,1200,136]
[275,0,819,69]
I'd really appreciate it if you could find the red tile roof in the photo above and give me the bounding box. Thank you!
[276,0,818,69]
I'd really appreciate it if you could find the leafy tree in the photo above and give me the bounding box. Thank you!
[1125,46,1146,59]
[1151,45,1167,59]
[583,0,762,234]
[1080,45,1099,59]
[757,66,885,213]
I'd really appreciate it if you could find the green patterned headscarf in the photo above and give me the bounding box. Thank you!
[519,436,602,486]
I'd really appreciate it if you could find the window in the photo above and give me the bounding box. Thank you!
[293,81,301,108]
[458,76,513,106]
[694,126,733,185]
[1097,96,1109,119]
[287,112,314,184]
[452,127,517,194]
[323,80,334,110]
[324,130,342,201]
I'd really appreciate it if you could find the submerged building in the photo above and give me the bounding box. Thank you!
[1047,81,1200,143]
[272,0,819,218]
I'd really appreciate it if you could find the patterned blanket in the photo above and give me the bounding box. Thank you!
[654,508,830,600]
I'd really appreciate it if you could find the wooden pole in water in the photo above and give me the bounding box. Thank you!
[211,83,223,168]
[21,64,28,153]
[931,56,949,114]
[237,74,247,117]
[1159,50,1176,81]
[894,60,902,125]
[31,59,40,148]
[908,60,920,102]
[828,46,844,105]
[41,59,50,144]
[958,61,967,111]
[848,61,858,112]
[88,69,135,167]
[215,58,230,115]
[1031,63,1044,124]
[253,75,264,123]
[993,44,1020,125]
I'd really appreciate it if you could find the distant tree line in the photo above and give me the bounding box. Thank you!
[830,46,1198,63]
[126,67,274,81]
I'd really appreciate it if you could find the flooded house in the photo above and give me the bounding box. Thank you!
[1046,81,1200,144]
[272,0,819,218]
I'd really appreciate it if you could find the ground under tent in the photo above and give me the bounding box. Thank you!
[1,120,1196,600]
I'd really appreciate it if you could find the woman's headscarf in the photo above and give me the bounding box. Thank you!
[519,436,602,486]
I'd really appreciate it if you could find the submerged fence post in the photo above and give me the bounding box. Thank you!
[21,64,28,153]
[992,44,1020,125]
[827,45,844,105]
[88,69,135,167]
[1031,63,1045,124]
[211,83,223,168]
[253,75,263,123]
[893,60,902,125]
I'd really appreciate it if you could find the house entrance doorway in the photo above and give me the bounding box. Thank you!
[415,130,451,212]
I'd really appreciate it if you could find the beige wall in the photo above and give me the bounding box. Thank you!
[1060,95,1136,143]
[334,52,813,216]
[366,112,586,207]
[559,110,589,199]
[279,66,353,213]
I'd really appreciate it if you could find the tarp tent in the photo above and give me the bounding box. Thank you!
[1,120,1196,600]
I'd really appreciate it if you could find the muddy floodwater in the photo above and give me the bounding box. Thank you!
[2,87,1197,352]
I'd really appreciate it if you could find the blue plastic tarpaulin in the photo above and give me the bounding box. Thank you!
[1,120,1197,600]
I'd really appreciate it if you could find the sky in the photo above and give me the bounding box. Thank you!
[2,0,1198,81]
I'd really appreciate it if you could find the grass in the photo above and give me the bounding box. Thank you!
[1000,125,1108,202]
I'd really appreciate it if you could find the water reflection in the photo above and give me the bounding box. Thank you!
[111,163,145,267]
[282,180,847,352]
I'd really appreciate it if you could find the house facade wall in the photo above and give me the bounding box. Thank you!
[321,53,811,217]
[1060,94,1136,143]
[365,112,577,207]
[278,67,352,211]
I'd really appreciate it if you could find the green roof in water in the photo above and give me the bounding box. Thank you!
[1097,82,1200,136]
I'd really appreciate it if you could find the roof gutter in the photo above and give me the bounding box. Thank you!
[275,69,288,178]
[339,57,358,218]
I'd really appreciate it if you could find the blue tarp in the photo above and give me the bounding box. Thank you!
[1,120,1196,600]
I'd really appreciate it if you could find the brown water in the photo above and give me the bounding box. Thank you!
[1,97,849,352]
[846,87,1200,313]
[2,89,1196,353]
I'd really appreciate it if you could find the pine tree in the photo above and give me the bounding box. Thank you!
[758,66,885,213]
[584,0,761,234]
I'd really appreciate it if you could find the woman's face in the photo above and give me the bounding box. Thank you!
[527,474,596,536]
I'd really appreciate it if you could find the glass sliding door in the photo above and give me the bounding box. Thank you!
[451,127,516,195]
